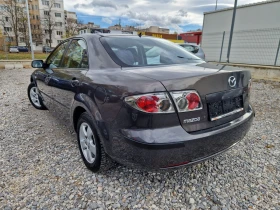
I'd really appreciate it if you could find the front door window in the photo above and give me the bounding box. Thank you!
[47,41,69,68]
[61,39,88,69]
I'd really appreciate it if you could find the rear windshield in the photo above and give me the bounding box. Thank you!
[101,36,203,67]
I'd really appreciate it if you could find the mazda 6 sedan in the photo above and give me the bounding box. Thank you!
[27,34,254,172]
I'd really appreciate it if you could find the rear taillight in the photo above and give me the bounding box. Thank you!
[125,91,202,113]
[171,91,202,112]
[125,93,175,113]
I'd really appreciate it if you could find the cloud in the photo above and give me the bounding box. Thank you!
[67,0,262,33]
[121,4,129,8]
[102,17,113,24]
[178,9,188,17]
[75,0,118,10]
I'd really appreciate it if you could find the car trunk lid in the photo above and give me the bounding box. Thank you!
[127,63,251,132]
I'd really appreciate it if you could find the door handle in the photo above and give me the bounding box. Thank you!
[71,79,80,87]
[44,75,51,84]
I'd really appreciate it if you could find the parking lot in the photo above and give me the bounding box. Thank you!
[0,68,279,210]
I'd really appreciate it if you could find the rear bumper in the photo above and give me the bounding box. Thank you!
[109,107,254,169]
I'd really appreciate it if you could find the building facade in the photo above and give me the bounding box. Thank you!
[0,0,42,50]
[78,22,101,34]
[137,26,170,34]
[64,10,78,38]
[39,0,66,47]
[201,0,280,66]
[180,31,202,45]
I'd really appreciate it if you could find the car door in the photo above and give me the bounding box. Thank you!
[36,41,70,109]
[50,39,89,129]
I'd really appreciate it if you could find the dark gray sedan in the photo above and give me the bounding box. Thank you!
[27,34,254,172]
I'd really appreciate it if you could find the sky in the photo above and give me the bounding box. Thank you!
[64,0,264,33]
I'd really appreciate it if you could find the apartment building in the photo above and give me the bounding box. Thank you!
[29,0,42,46]
[39,0,65,47]
[0,0,42,50]
[64,10,78,38]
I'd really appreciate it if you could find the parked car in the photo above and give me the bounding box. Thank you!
[9,46,19,53]
[178,43,205,60]
[18,46,29,52]
[42,46,53,53]
[28,34,254,172]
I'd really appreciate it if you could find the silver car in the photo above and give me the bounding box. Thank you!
[9,46,19,53]
[178,43,205,60]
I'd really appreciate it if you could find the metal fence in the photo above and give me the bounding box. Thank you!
[201,27,280,66]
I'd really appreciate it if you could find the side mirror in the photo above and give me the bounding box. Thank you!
[31,60,44,68]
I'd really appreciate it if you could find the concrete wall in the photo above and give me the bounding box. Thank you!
[201,0,280,66]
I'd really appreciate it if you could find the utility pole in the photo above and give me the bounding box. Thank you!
[227,0,238,63]
[26,0,34,60]
[215,0,218,10]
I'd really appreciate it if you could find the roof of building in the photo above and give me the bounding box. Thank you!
[204,0,280,15]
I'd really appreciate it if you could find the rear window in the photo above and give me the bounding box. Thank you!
[101,36,203,67]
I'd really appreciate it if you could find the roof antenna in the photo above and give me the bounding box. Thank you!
[138,32,142,38]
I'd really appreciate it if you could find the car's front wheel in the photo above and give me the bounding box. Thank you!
[77,112,115,173]
[27,83,47,110]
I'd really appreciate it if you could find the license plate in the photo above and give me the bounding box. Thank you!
[208,95,243,121]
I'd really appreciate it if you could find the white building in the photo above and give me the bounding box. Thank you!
[78,22,101,34]
[201,0,280,66]
[39,0,66,47]
[64,10,79,37]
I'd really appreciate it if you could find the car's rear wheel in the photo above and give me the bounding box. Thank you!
[27,83,47,110]
[77,112,115,173]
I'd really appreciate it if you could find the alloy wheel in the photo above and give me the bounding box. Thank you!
[79,122,97,164]
[30,86,41,107]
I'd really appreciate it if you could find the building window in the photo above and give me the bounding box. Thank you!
[54,3,61,8]
[55,22,62,27]
[5,37,13,42]
[0,6,8,11]
[19,28,25,32]
[20,37,25,42]
[32,5,34,10]
[44,11,49,16]
[36,15,39,20]
[45,30,49,34]
[46,39,52,44]
[56,31,63,35]
[55,13,61,17]
[4,27,12,32]
[5,17,8,22]
[42,0,49,6]
[38,25,40,29]
[33,15,35,19]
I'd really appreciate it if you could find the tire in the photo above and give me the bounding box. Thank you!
[27,83,47,110]
[77,112,115,173]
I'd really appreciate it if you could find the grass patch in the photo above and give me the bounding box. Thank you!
[0,51,49,60]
